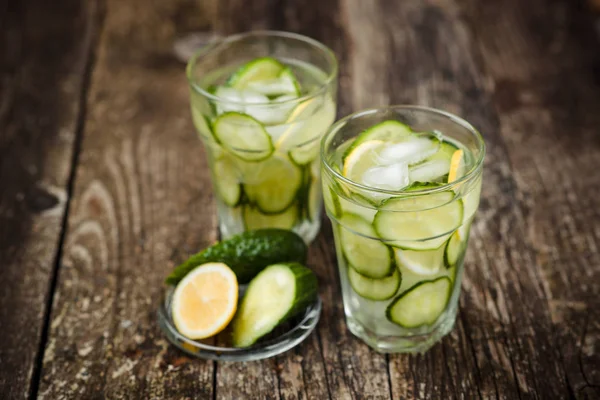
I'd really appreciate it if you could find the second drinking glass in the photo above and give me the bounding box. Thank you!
[187,31,338,243]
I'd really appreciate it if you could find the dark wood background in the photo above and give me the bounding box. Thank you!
[1,0,599,398]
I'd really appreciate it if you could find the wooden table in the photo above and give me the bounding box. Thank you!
[1,0,599,398]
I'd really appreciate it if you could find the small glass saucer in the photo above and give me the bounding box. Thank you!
[157,287,322,361]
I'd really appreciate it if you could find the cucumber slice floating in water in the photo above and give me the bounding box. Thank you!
[343,120,413,160]
[232,262,318,347]
[243,204,297,231]
[348,267,401,301]
[445,226,469,267]
[227,57,286,90]
[246,67,301,97]
[386,276,452,328]
[213,112,274,162]
[394,244,446,276]
[339,213,393,278]
[213,155,242,207]
[374,190,463,250]
[244,154,302,213]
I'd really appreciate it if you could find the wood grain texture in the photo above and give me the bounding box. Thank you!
[461,0,600,397]
[0,0,97,398]
[37,0,217,398]
[1,0,598,398]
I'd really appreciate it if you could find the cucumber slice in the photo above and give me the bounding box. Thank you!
[339,194,377,222]
[394,244,446,276]
[278,96,336,165]
[227,57,286,90]
[374,191,463,250]
[244,154,302,213]
[213,155,242,206]
[213,112,274,162]
[348,267,401,301]
[386,277,452,328]
[246,67,301,97]
[343,120,413,161]
[243,204,297,231]
[445,225,470,267]
[428,140,459,162]
[322,178,342,218]
[232,262,318,347]
[339,213,393,278]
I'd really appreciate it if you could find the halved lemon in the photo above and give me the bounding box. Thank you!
[171,262,238,340]
[448,149,465,183]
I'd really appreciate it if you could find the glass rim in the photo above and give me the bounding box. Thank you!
[320,105,486,196]
[185,30,339,107]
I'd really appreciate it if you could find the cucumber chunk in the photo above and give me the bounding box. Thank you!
[374,191,463,250]
[348,267,401,301]
[386,277,452,328]
[232,262,318,347]
[166,229,307,285]
[243,204,297,231]
[213,112,274,162]
[244,155,302,213]
[339,213,393,278]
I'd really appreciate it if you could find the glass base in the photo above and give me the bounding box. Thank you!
[345,307,457,354]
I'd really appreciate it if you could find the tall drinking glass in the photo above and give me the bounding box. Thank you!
[187,31,338,242]
[321,106,485,353]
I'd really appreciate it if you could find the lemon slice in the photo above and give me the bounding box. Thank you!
[171,262,238,340]
[448,149,464,183]
[342,140,386,183]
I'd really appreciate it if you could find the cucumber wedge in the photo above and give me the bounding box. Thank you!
[232,262,318,347]
[348,267,401,301]
[339,213,393,278]
[386,277,452,328]
[343,120,413,161]
[165,229,307,285]
[244,154,302,213]
[213,112,274,162]
[227,57,286,90]
[394,244,446,277]
[374,191,463,250]
[213,155,242,207]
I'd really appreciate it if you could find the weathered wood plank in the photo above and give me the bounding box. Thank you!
[460,0,600,397]
[37,0,217,398]
[0,0,97,398]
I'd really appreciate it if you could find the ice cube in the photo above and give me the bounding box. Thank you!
[244,93,294,125]
[361,163,410,191]
[214,87,245,114]
[378,137,439,166]
[409,159,451,183]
